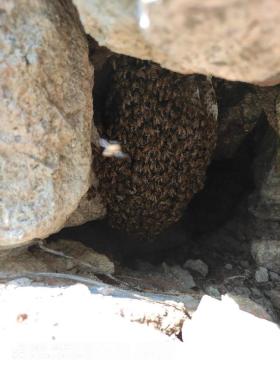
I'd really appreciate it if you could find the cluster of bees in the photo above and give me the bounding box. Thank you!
[92,55,218,239]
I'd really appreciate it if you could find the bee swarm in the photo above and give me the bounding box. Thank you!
[93,55,218,238]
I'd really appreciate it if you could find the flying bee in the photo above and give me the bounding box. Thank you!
[99,138,130,159]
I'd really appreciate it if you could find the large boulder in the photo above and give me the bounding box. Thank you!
[0,0,101,248]
[73,0,280,85]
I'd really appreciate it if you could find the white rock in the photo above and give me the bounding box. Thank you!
[182,295,280,370]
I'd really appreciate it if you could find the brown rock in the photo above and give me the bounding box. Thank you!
[73,0,280,85]
[0,0,100,247]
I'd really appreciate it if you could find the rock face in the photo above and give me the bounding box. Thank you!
[93,55,218,238]
[248,85,280,271]
[213,80,262,160]
[0,0,95,247]
[73,0,280,85]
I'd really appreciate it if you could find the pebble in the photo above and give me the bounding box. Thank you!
[205,286,220,299]
[183,259,208,277]
[225,263,233,270]
[255,267,269,283]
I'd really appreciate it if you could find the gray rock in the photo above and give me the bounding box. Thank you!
[266,289,280,310]
[233,286,251,297]
[214,84,261,160]
[227,294,274,322]
[205,286,220,299]
[250,287,262,299]
[225,263,233,270]
[183,259,208,277]
[73,0,280,84]
[255,267,269,283]
[269,271,280,281]
[0,0,103,248]
[252,241,280,274]
[162,263,196,290]
[249,125,280,222]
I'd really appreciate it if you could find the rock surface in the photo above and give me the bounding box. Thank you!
[252,241,280,274]
[182,295,280,370]
[255,267,269,283]
[0,0,97,247]
[183,259,208,277]
[249,122,280,271]
[73,0,280,85]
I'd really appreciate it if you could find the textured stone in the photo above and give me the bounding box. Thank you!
[205,286,220,299]
[214,81,262,159]
[269,271,280,281]
[266,288,280,310]
[183,259,208,277]
[73,0,280,85]
[252,241,280,273]
[34,240,115,275]
[255,267,269,283]
[249,126,280,221]
[162,263,196,290]
[0,0,98,247]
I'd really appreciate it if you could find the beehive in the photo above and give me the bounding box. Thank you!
[93,55,218,238]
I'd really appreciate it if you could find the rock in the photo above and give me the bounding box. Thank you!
[183,259,208,277]
[0,0,99,248]
[162,263,196,290]
[249,121,280,272]
[0,251,48,273]
[214,81,261,160]
[205,286,220,299]
[233,287,251,297]
[250,287,262,299]
[255,267,269,283]
[0,282,186,360]
[225,263,233,270]
[66,172,106,228]
[266,288,280,310]
[32,240,115,275]
[269,271,280,281]
[73,0,280,85]
[182,295,280,370]
[249,125,280,222]
[252,241,280,274]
